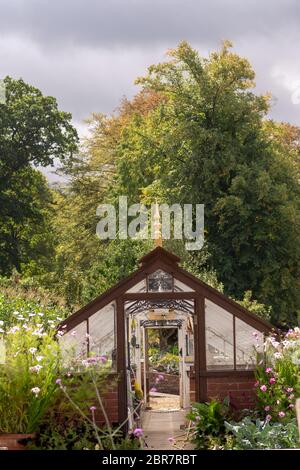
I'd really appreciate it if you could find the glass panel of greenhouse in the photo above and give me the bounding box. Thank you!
[235,318,264,369]
[88,302,116,369]
[205,299,234,370]
[59,321,88,359]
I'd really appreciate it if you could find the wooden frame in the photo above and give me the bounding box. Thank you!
[59,246,273,425]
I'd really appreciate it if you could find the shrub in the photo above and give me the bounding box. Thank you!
[187,398,230,449]
[0,320,60,433]
[225,417,299,449]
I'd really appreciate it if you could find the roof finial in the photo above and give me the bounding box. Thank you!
[153,200,162,247]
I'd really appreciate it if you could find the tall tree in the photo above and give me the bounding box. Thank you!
[0,76,78,276]
[102,42,300,325]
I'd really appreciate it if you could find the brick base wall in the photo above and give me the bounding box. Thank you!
[94,387,119,425]
[148,372,179,395]
[207,375,256,410]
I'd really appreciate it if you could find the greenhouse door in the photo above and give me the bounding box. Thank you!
[140,322,192,411]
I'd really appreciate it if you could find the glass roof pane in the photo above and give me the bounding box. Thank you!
[126,279,147,293]
[174,278,195,292]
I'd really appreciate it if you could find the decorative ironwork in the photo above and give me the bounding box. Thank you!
[140,319,183,328]
[125,298,194,316]
[148,269,173,292]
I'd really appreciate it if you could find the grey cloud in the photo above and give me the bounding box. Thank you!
[0,0,300,129]
[0,0,299,49]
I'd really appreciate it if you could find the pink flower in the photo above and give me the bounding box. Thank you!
[266,415,272,422]
[133,428,143,438]
[265,368,272,374]
[254,381,259,388]
[158,374,165,381]
[264,405,270,412]
[90,406,97,412]
[289,404,295,409]
[278,411,285,418]
[287,387,294,393]
[260,385,267,392]
[269,377,276,385]
[100,356,107,363]
[168,437,175,444]
[55,378,62,385]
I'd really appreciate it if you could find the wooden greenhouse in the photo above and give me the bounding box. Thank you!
[59,246,272,427]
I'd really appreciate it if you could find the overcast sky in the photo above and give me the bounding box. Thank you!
[1,0,300,178]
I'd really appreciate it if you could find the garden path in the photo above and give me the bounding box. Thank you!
[142,408,193,450]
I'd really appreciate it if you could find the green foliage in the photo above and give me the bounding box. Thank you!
[0,76,78,277]
[0,321,60,433]
[225,417,299,449]
[0,276,68,330]
[32,419,141,450]
[237,290,272,321]
[93,41,300,326]
[149,350,179,375]
[187,398,230,449]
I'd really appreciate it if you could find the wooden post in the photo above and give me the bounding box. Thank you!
[296,398,300,440]
[195,295,207,402]
[116,297,128,429]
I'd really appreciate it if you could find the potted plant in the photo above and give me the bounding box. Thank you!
[0,319,60,450]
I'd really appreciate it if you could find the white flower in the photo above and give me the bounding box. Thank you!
[0,320,4,326]
[36,355,44,362]
[31,387,41,396]
[37,312,44,317]
[28,313,36,317]
[8,326,20,334]
[29,347,37,354]
[29,365,43,373]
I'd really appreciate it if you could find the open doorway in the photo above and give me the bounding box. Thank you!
[144,327,181,411]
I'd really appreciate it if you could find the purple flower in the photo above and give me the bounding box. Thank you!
[100,356,107,364]
[133,428,143,438]
[158,374,165,381]
[260,385,267,392]
[278,411,285,418]
[269,377,276,385]
[55,378,62,385]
